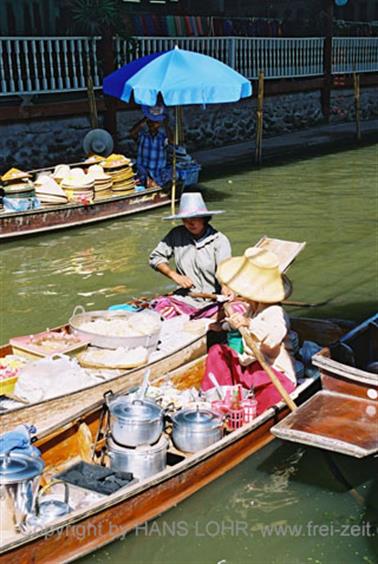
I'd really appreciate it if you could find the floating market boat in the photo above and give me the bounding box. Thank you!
[0,186,173,240]
[0,316,208,435]
[0,317,352,563]
[272,313,378,458]
[0,157,179,240]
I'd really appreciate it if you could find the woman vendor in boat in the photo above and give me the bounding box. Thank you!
[130,104,174,188]
[201,247,297,415]
[149,192,233,318]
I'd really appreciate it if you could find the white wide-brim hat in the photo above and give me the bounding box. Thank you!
[87,164,112,180]
[217,247,292,303]
[163,192,224,221]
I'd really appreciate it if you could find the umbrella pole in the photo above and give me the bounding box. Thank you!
[171,105,179,216]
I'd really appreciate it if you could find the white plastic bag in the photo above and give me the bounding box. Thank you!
[14,354,96,403]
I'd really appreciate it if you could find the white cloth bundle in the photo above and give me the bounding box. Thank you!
[14,354,97,403]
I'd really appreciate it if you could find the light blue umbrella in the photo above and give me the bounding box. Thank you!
[103,47,252,212]
[103,47,252,106]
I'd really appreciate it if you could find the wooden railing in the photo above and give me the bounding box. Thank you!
[1,36,377,97]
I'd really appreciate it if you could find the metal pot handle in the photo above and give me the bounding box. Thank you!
[163,402,176,414]
[131,399,144,406]
[104,390,114,408]
[36,480,70,515]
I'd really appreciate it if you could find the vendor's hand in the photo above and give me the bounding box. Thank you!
[221,285,235,300]
[208,321,223,332]
[170,272,194,289]
[227,312,249,331]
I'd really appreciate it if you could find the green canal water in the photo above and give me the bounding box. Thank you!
[1,144,377,563]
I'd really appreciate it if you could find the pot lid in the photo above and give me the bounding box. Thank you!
[0,452,44,484]
[110,397,161,422]
[174,407,222,428]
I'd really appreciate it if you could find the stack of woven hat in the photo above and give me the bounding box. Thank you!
[87,164,113,195]
[102,154,136,192]
[34,174,68,205]
[60,168,95,203]
[1,167,39,212]
[1,168,34,198]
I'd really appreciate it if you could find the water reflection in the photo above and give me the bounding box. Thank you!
[2,145,377,341]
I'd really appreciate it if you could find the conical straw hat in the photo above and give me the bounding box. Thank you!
[217,247,292,303]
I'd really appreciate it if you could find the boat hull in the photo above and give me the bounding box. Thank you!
[0,188,170,239]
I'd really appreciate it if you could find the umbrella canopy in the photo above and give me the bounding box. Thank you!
[103,47,252,106]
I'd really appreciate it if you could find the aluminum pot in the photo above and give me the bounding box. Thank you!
[171,406,224,453]
[107,436,168,480]
[0,452,45,533]
[108,396,163,447]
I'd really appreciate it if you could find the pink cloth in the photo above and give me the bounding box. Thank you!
[202,344,296,416]
[152,296,219,319]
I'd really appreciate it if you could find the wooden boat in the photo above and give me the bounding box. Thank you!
[0,186,172,240]
[272,313,378,458]
[0,324,207,435]
[0,317,352,563]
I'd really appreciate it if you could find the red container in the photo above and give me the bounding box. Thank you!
[226,408,245,430]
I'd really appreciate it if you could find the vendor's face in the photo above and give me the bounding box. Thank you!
[182,217,207,237]
[147,120,161,134]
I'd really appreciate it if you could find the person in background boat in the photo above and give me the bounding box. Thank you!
[149,192,233,319]
[201,248,297,415]
[130,104,174,188]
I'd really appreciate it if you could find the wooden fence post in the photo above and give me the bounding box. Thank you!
[100,28,117,145]
[321,0,334,121]
[353,73,361,141]
[255,71,264,165]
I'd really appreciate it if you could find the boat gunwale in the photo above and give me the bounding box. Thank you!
[312,352,378,385]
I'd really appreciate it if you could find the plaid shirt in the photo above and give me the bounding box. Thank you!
[137,129,168,178]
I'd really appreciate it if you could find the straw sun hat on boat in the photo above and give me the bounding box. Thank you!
[102,153,131,170]
[52,164,71,182]
[1,168,31,182]
[87,164,111,180]
[217,247,292,303]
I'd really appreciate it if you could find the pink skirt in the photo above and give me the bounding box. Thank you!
[151,295,219,319]
[201,344,296,416]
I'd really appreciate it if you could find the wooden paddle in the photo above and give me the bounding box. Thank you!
[189,291,331,308]
[224,303,297,413]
